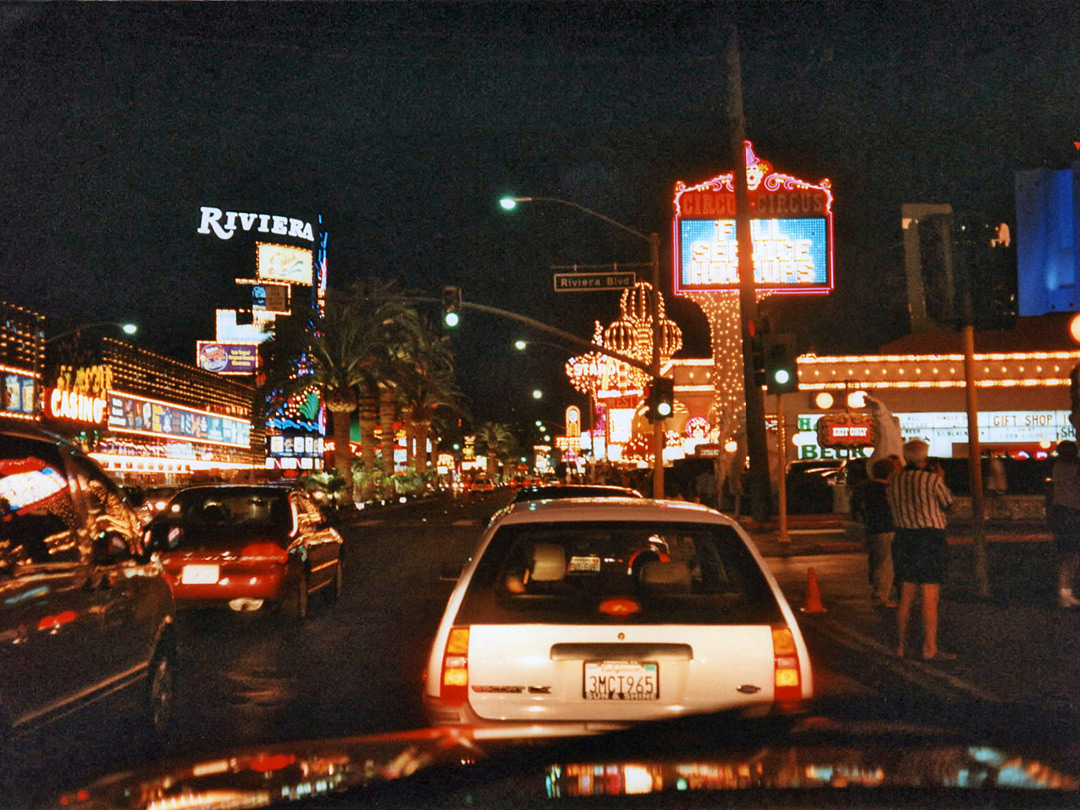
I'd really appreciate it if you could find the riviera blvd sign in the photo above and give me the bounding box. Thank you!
[553,272,636,292]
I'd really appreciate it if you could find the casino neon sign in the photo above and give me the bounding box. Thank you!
[45,387,106,424]
[673,141,834,296]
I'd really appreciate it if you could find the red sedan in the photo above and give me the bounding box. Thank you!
[145,484,343,618]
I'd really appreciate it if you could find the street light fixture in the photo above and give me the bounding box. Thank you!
[502,195,665,498]
[46,321,138,344]
[532,389,543,400]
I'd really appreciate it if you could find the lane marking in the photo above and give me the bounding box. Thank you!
[807,616,1003,704]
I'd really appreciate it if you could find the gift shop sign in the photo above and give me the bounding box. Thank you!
[44,387,106,425]
[673,141,833,296]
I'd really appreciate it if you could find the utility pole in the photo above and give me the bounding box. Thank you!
[727,27,771,522]
[650,231,665,499]
[963,292,990,598]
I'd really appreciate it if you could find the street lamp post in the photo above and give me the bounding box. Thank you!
[501,196,666,499]
[46,321,138,344]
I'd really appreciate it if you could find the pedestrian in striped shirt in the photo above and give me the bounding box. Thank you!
[886,439,955,661]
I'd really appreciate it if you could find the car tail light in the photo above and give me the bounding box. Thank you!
[440,626,470,701]
[240,543,288,563]
[772,626,803,702]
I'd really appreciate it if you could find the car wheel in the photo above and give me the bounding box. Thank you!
[145,642,176,741]
[326,559,343,604]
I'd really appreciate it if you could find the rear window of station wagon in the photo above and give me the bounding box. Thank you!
[456,521,782,626]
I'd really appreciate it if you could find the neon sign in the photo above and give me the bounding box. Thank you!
[45,387,106,424]
[197,207,314,242]
[673,141,834,295]
[108,392,251,448]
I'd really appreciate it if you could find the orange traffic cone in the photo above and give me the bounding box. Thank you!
[800,566,827,614]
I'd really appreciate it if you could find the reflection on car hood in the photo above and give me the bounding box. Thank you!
[49,699,1080,809]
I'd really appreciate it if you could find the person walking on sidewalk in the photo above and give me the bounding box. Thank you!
[1049,440,1080,609]
[863,455,900,608]
[886,440,955,661]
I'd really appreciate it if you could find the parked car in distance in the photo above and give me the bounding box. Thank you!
[144,484,343,618]
[510,484,644,504]
[784,459,844,514]
[424,498,812,728]
[0,427,176,742]
[143,485,182,516]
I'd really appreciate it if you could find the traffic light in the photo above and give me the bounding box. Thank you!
[442,285,462,328]
[763,332,799,395]
[646,376,675,422]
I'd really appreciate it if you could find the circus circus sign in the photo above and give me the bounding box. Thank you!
[672,141,834,296]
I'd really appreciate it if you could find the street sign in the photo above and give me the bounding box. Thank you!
[553,272,636,292]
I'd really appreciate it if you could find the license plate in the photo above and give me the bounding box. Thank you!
[583,661,658,700]
[181,564,220,584]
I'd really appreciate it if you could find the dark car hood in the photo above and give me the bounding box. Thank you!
[47,699,1080,809]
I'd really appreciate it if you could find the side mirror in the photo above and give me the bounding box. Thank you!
[439,561,467,582]
[92,532,131,565]
[145,523,182,553]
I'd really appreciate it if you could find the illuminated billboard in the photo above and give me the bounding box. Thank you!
[257,242,314,286]
[3,372,37,419]
[673,141,833,296]
[108,392,251,448]
[197,342,260,375]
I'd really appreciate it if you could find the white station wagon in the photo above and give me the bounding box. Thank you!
[423,498,813,728]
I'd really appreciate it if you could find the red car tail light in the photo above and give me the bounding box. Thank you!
[240,543,289,564]
[440,626,470,701]
[772,626,803,703]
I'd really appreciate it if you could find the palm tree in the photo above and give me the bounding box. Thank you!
[475,421,517,483]
[258,279,422,503]
[398,319,468,476]
[343,279,425,500]
[257,293,369,503]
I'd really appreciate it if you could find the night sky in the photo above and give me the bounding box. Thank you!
[2,1,1077,429]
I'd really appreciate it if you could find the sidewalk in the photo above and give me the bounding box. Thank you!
[740,512,1054,558]
[747,515,1080,709]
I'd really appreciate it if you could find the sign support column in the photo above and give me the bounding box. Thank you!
[651,231,665,500]
[728,28,770,523]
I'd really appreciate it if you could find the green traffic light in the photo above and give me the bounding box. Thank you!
[444,312,460,328]
[657,402,673,418]
[774,369,791,385]
[499,197,518,211]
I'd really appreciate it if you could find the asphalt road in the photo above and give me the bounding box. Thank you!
[4,490,1059,807]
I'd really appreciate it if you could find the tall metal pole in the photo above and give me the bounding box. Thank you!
[964,324,990,598]
[650,231,665,499]
[727,28,770,522]
[776,393,791,542]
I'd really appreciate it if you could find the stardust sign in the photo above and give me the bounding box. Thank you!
[673,142,834,296]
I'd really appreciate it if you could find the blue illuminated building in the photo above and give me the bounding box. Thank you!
[1016,165,1080,316]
